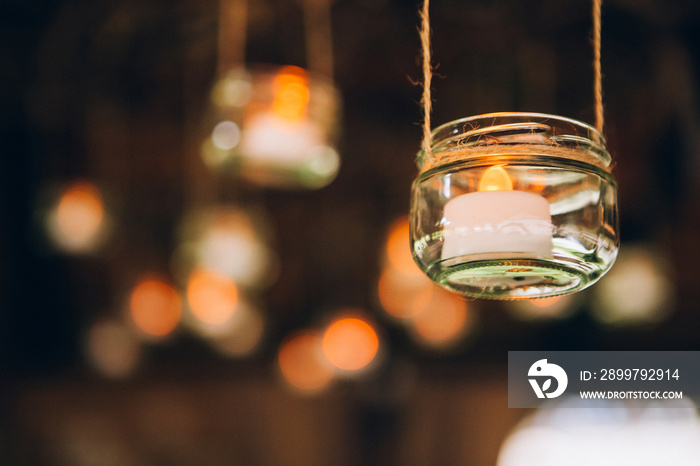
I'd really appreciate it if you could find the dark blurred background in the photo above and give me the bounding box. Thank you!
[1,0,700,464]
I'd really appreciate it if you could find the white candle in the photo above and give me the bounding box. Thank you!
[239,68,321,164]
[441,166,553,260]
[240,112,321,163]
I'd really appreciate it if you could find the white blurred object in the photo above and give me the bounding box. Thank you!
[591,244,675,326]
[174,206,275,289]
[239,113,321,163]
[498,397,700,466]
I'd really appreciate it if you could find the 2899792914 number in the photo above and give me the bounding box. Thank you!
[599,369,679,381]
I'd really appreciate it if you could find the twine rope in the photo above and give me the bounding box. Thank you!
[593,0,604,133]
[304,0,334,79]
[218,0,334,79]
[218,0,248,74]
[419,0,433,160]
[423,144,610,171]
[417,0,607,170]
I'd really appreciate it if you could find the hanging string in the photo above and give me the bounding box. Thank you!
[592,0,604,134]
[218,0,248,75]
[417,0,608,172]
[419,0,433,160]
[303,0,334,80]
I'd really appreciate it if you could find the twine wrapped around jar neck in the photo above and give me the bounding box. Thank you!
[416,113,611,174]
[418,143,611,173]
[417,0,607,167]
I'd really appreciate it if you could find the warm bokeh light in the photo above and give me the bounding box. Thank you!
[211,73,252,108]
[530,296,562,308]
[385,216,422,276]
[322,315,380,372]
[129,278,182,338]
[277,331,335,395]
[528,174,548,192]
[207,300,265,357]
[378,268,433,319]
[85,318,141,378]
[305,145,341,180]
[186,268,239,325]
[379,215,438,319]
[47,181,106,253]
[498,398,700,466]
[198,214,270,286]
[591,244,674,326]
[174,206,275,289]
[204,65,340,189]
[409,287,473,349]
[508,294,576,321]
[200,136,231,167]
[272,66,310,122]
[211,120,240,150]
[478,165,513,191]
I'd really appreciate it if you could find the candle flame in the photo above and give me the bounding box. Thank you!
[478,165,513,191]
[272,66,310,122]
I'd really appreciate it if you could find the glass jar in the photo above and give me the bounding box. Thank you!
[201,64,342,189]
[410,112,619,300]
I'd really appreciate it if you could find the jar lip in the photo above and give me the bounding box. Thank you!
[432,112,605,142]
[420,112,611,171]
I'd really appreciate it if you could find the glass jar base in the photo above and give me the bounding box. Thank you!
[430,259,594,300]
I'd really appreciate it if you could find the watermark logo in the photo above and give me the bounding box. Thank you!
[528,358,568,398]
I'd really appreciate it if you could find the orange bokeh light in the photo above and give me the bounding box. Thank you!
[530,296,563,308]
[272,66,310,122]
[378,268,433,319]
[529,174,548,192]
[129,278,182,338]
[186,269,239,325]
[509,294,576,321]
[322,316,379,372]
[385,216,422,276]
[410,288,471,348]
[52,181,105,251]
[278,331,334,394]
[86,318,141,378]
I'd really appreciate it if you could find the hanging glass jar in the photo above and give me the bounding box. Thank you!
[201,64,342,189]
[410,112,619,300]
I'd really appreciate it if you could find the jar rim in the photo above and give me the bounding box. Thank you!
[419,112,611,172]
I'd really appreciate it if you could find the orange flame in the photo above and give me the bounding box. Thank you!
[478,165,513,191]
[272,66,310,122]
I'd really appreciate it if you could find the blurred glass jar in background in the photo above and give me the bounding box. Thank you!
[201,65,342,189]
